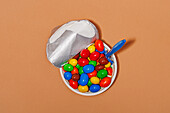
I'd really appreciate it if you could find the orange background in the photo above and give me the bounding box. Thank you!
[0,0,170,113]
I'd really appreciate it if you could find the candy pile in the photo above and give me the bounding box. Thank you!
[62,40,113,93]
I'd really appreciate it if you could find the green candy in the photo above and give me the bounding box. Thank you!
[87,80,92,87]
[76,64,81,69]
[89,61,97,67]
[97,69,108,79]
[79,67,84,75]
[63,64,73,71]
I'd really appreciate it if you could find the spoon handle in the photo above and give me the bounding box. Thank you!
[106,39,126,57]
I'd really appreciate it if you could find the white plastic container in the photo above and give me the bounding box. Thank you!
[60,43,117,96]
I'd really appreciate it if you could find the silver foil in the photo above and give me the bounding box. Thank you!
[46,20,99,68]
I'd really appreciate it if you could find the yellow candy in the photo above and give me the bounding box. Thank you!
[78,85,89,93]
[90,77,100,84]
[88,57,91,61]
[69,59,77,66]
[88,45,95,53]
[105,62,111,68]
[97,62,100,65]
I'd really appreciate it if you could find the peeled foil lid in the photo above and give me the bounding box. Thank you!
[46,20,99,68]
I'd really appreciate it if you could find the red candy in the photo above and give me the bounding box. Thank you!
[106,67,113,75]
[71,67,79,74]
[89,52,100,61]
[62,66,67,72]
[80,49,90,58]
[95,40,104,51]
[78,58,89,66]
[100,77,111,87]
[69,79,78,89]
[87,70,97,78]
[73,53,79,59]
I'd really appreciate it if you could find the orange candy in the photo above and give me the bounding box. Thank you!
[71,67,79,74]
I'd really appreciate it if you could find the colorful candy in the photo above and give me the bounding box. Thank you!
[78,85,89,92]
[72,74,80,81]
[64,72,72,80]
[99,57,109,65]
[97,69,108,79]
[95,40,104,51]
[69,59,78,66]
[90,77,100,84]
[100,77,111,87]
[75,64,81,69]
[62,40,114,93]
[78,58,89,66]
[78,73,89,86]
[83,64,94,73]
[106,67,113,75]
[89,61,97,67]
[105,62,111,68]
[90,84,100,92]
[79,67,84,75]
[89,51,100,61]
[87,80,93,87]
[87,45,95,53]
[80,49,90,58]
[95,65,105,71]
[69,79,78,89]
[64,64,74,71]
[87,70,97,78]
[71,67,79,74]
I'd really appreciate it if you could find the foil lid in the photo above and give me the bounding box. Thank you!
[46,20,99,68]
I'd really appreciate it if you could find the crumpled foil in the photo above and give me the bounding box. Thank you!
[46,20,99,68]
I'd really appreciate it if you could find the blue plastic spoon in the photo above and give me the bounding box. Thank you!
[105,39,126,63]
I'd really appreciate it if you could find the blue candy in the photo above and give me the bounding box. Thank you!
[96,48,105,54]
[64,72,72,80]
[83,64,94,73]
[90,84,101,92]
[78,73,89,86]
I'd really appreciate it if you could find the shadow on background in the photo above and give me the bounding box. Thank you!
[113,39,136,85]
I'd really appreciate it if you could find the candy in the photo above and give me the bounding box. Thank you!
[100,77,111,87]
[72,74,80,81]
[63,39,115,93]
[90,84,100,92]
[95,40,104,51]
[99,57,109,65]
[71,67,79,74]
[95,65,105,71]
[64,72,72,80]
[75,64,81,69]
[89,61,97,67]
[97,69,107,79]
[78,85,89,92]
[73,53,79,59]
[62,66,67,72]
[78,58,89,66]
[87,45,95,53]
[83,64,94,73]
[90,77,100,84]
[64,64,74,71]
[79,67,84,75]
[106,67,113,75]
[78,73,89,86]
[87,70,97,78]
[80,49,90,58]
[87,80,93,87]
[105,62,111,68]
[69,79,78,89]
[69,59,78,66]
[96,48,105,54]
[89,52,100,61]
